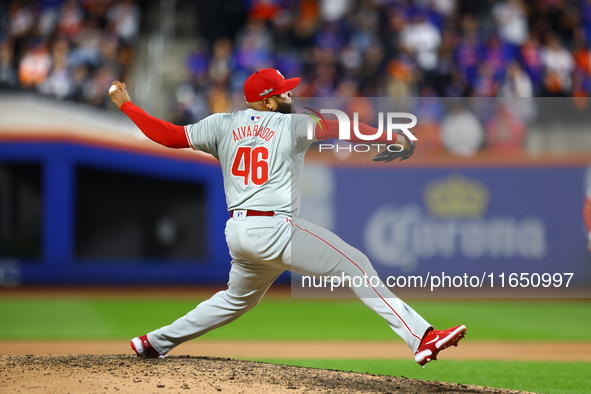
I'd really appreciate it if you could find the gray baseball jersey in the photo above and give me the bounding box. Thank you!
[146,108,431,357]
[184,108,311,216]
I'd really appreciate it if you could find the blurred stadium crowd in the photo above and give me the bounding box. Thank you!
[1,0,590,154]
[174,0,591,125]
[0,0,139,107]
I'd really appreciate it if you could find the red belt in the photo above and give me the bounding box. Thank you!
[230,210,275,218]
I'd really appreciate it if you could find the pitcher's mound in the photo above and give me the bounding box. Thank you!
[1,355,530,393]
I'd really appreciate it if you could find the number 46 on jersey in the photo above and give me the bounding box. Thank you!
[231,146,269,185]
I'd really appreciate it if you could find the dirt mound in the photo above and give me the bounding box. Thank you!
[1,355,532,394]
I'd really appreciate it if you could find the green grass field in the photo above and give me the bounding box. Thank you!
[259,359,591,394]
[1,296,590,393]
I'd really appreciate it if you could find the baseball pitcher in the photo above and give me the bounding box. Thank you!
[108,68,466,366]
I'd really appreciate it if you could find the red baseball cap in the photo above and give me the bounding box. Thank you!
[244,68,300,103]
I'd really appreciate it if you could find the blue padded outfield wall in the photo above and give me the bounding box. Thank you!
[0,139,229,285]
[1,137,591,287]
[330,164,591,288]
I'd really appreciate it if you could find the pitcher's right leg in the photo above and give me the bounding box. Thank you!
[287,217,431,352]
[144,261,284,355]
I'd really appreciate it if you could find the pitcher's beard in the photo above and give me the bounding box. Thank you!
[276,101,294,114]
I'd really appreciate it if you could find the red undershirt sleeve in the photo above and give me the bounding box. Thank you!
[119,101,190,149]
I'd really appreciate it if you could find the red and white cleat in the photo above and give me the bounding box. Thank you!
[130,335,167,358]
[414,325,466,367]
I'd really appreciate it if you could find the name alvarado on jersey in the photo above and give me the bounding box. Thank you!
[232,124,275,142]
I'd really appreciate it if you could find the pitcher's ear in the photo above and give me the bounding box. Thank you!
[262,97,274,111]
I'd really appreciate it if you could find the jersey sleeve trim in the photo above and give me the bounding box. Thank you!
[184,125,197,150]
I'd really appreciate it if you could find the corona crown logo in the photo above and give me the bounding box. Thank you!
[423,176,489,218]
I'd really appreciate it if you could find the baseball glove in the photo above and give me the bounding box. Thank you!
[372,133,416,163]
